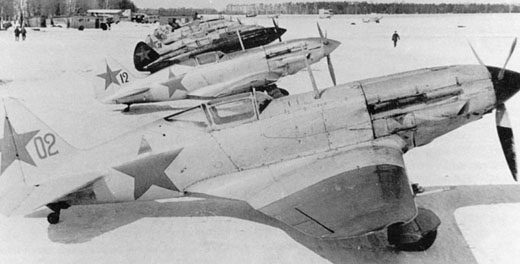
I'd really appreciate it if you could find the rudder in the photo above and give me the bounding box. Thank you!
[0,98,79,185]
[93,57,137,102]
[133,41,161,71]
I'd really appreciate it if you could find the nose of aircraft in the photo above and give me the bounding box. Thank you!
[275,27,287,38]
[324,39,341,56]
[488,66,520,104]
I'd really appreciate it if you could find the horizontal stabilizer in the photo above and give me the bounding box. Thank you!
[2,172,103,216]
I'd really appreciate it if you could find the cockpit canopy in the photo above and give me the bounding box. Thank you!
[164,92,272,130]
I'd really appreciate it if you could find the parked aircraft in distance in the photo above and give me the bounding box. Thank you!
[1,39,519,253]
[99,29,339,111]
[362,16,383,23]
[147,17,243,49]
[133,19,286,72]
[318,9,333,19]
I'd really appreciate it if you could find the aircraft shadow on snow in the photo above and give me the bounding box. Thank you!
[25,184,520,264]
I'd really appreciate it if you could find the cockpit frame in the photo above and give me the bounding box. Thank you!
[164,91,272,130]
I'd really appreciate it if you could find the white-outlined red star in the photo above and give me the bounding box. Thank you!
[113,148,183,200]
[0,117,39,176]
[135,46,151,61]
[97,65,121,90]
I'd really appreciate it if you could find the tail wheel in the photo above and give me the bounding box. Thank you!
[46,201,69,224]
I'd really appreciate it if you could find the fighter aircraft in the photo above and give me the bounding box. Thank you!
[1,39,519,252]
[133,20,287,72]
[97,31,340,111]
[149,17,243,47]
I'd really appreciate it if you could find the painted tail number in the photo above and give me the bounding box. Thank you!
[33,133,58,159]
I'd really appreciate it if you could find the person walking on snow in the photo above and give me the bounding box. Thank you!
[392,31,400,47]
[14,26,20,41]
[21,26,27,41]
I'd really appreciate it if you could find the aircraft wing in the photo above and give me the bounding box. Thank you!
[188,136,417,239]
[188,71,282,98]
[102,87,151,104]
[0,172,103,216]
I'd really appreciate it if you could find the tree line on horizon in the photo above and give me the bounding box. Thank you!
[225,2,520,15]
[1,0,519,21]
[138,1,520,16]
[301,1,519,14]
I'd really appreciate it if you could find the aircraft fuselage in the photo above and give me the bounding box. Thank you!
[70,64,497,238]
[108,38,340,105]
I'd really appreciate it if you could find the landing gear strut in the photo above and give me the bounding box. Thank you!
[387,207,440,251]
[46,201,70,224]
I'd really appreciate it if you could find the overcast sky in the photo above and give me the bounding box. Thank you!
[132,0,517,11]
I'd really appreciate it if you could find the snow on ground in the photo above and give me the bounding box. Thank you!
[1,13,520,263]
[456,204,520,264]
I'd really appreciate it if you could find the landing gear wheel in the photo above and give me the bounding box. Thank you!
[387,207,440,252]
[47,212,60,224]
[394,230,437,251]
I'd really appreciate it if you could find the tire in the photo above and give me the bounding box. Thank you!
[47,212,60,224]
[395,230,437,252]
[78,25,84,31]
[101,23,108,31]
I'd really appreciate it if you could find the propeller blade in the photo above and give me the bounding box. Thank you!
[496,103,518,181]
[236,30,245,51]
[317,22,324,39]
[468,41,485,66]
[303,53,320,99]
[327,55,336,86]
[272,18,282,42]
[316,23,328,45]
[498,37,517,80]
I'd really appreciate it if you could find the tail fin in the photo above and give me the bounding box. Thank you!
[0,98,80,214]
[93,57,137,102]
[133,41,161,71]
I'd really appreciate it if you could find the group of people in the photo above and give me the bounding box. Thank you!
[14,25,27,41]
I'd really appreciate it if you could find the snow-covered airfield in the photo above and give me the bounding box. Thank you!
[1,13,520,263]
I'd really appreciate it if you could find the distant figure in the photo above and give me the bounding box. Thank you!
[392,31,400,47]
[14,26,20,41]
[21,26,27,41]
